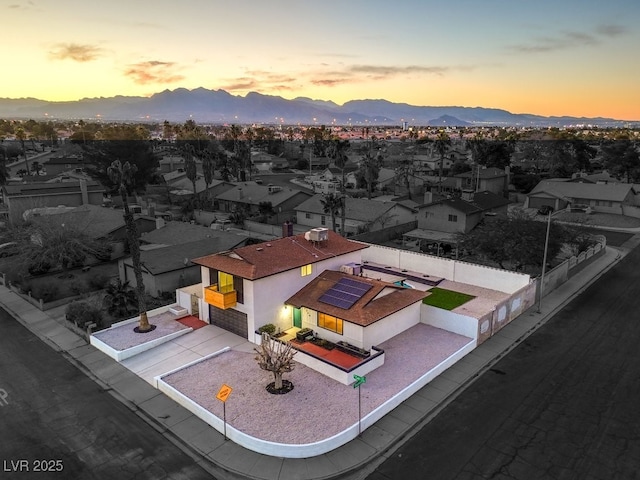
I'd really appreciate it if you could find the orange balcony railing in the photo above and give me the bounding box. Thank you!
[204,284,237,310]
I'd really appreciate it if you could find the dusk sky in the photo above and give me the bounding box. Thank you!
[3,0,640,120]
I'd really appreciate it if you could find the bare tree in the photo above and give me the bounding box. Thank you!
[254,333,296,393]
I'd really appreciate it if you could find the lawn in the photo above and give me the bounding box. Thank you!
[423,287,475,310]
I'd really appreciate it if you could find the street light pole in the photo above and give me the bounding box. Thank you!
[537,210,553,313]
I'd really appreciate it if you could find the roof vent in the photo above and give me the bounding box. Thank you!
[256,247,263,251]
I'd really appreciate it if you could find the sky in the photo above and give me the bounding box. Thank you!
[3,0,640,120]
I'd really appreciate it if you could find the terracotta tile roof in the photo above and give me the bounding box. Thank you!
[191,230,368,280]
[285,270,427,327]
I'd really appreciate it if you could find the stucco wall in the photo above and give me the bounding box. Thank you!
[363,303,421,350]
[421,304,478,341]
[362,244,530,294]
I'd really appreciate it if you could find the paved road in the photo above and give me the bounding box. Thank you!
[365,246,640,480]
[0,308,215,480]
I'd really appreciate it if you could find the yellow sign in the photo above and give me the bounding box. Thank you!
[216,384,233,402]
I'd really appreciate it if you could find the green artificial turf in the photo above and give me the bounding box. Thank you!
[422,287,475,310]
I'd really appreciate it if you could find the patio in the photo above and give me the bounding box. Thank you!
[270,327,375,371]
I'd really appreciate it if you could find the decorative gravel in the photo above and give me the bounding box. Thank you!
[162,323,473,444]
[92,312,190,351]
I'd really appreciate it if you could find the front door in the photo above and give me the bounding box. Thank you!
[293,308,302,328]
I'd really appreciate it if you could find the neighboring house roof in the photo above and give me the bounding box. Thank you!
[285,270,427,327]
[216,184,312,207]
[467,191,510,211]
[455,167,506,179]
[53,204,149,238]
[140,221,241,246]
[192,230,368,280]
[428,198,482,215]
[528,180,636,202]
[133,238,246,275]
[295,195,395,223]
[326,166,358,175]
[3,180,104,197]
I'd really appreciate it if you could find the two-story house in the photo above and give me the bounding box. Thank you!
[191,229,369,339]
[453,167,508,197]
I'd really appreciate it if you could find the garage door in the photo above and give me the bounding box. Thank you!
[209,306,248,339]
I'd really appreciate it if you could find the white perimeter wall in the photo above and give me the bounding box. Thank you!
[362,244,530,294]
[421,304,478,341]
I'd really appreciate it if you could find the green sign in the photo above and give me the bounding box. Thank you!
[353,374,366,388]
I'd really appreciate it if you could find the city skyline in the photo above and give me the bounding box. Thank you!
[3,0,640,120]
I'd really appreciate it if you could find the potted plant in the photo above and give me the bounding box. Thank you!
[296,327,314,342]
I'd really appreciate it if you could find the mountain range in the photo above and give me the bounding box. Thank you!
[0,87,635,127]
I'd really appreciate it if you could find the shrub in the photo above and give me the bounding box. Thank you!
[258,323,277,335]
[32,283,60,302]
[65,301,103,329]
[88,273,110,290]
[69,278,89,296]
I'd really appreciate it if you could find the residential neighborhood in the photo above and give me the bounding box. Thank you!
[1,119,639,477]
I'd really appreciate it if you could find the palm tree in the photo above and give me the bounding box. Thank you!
[320,193,342,232]
[183,144,198,205]
[15,127,29,175]
[107,160,153,333]
[103,279,138,319]
[434,131,451,193]
[201,147,215,207]
[327,139,350,235]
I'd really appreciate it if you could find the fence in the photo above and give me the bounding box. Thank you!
[537,236,607,303]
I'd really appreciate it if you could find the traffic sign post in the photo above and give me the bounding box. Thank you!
[216,384,233,440]
[353,375,366,436]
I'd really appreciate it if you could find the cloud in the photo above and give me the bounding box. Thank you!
[8,1,35,10]
[48,43,103,62]
[124,60,185,85]
[597,24,627,37]
[221,71,298,93]
[222,61,475,93]
[507,24,627,54]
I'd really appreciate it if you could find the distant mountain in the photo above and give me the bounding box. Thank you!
[0,87,634,127]
[427,115,471,127]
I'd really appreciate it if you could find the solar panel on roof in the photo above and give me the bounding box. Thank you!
[318,277,373,309]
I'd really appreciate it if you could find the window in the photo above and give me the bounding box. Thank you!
[218,272,234,293]
[305,213,311,219]
[301,264,312,276]
[233,275,244,304]
[318,313,343,335]
[448,214,458,222]
[321,215,326,225]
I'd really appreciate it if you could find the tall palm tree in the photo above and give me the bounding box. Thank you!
[327,139,350,235]
[320,193,342,232]
[107,160,153,333]
[15,127,29,175]
[434,131,451,194]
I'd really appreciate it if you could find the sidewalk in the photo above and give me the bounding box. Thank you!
[0,245,626,480]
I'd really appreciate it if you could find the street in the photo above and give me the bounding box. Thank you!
[365,244,640,479]
[0,308,215,480]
